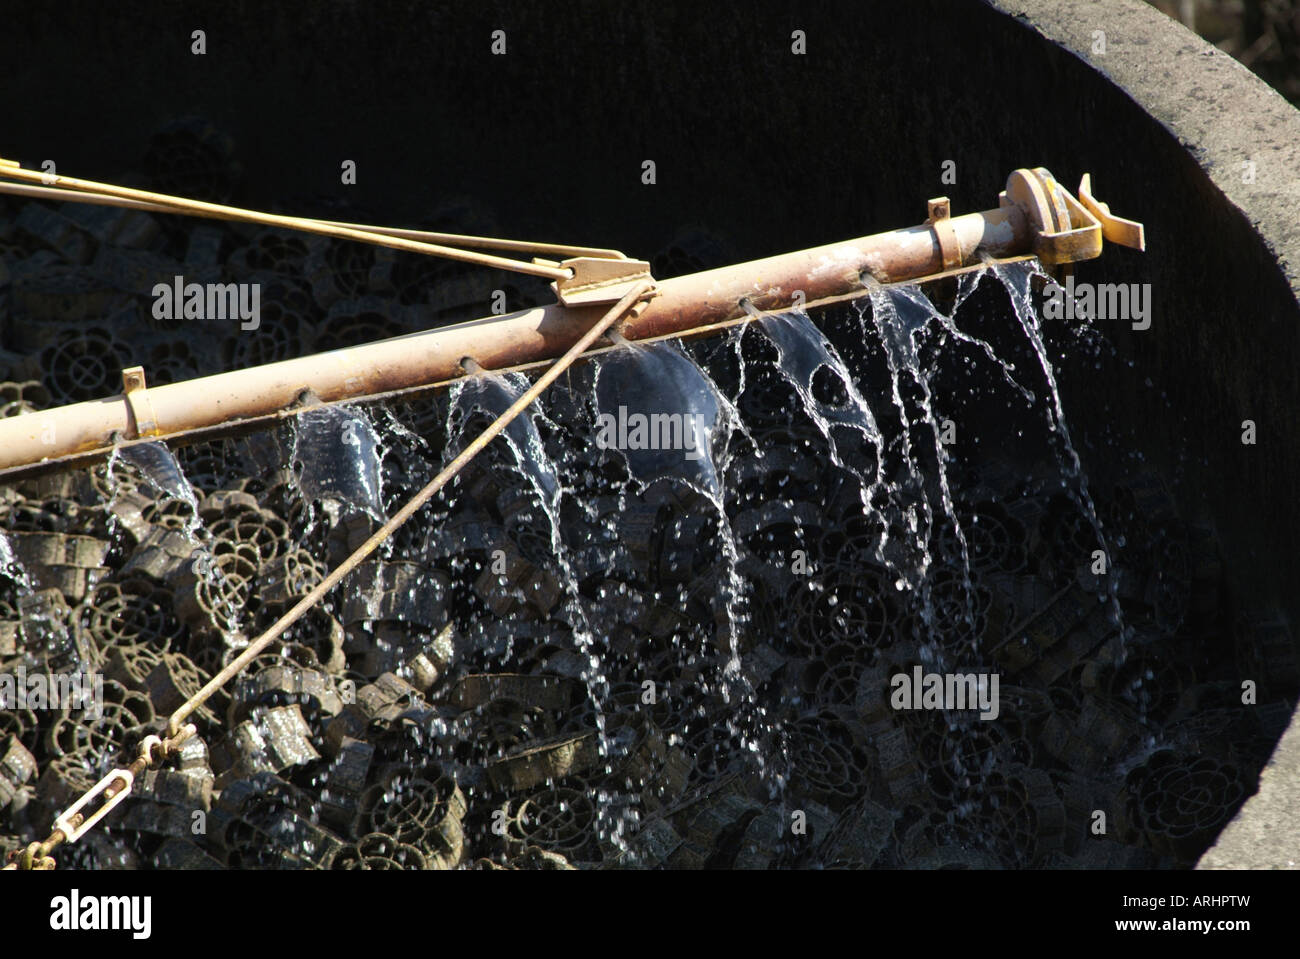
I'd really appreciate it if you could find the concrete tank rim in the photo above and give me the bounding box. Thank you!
[982,0,1300,871]
[983,0,1300,307]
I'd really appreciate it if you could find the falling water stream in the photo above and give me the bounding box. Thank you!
[292,405,386,523]
[103,440,250,647]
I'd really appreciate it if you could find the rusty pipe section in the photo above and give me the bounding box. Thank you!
[0,207,1019,472]
[0,166,1145,475]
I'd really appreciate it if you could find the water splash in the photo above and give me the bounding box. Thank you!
[117,441,204,535]
[992,260,1135,735]
[445,364,640,852]
[0,530,23,587]
[446,371,558,502]
[291,405,386,522]
[592,340,730,503]
[101,439,248,645]
[590,337,788,809]
[743,302,885,505]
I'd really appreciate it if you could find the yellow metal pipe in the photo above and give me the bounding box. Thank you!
[0,167,1141,476]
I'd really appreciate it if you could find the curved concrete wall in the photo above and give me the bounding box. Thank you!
[1,0,1297,867]
[977,0,1300,871]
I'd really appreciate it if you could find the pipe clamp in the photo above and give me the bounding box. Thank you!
[122,366,159,438]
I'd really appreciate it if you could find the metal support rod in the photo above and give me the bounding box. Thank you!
[0,180,627,260]
[0,158,572,280]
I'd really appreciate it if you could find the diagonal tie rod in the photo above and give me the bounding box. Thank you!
[0,158,579,280]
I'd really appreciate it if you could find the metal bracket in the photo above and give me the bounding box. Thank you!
[550,255,656,307]
[122,366,159,439]
[53,769,134,844]
[1000,168,1145,267]
[1077,173,1146,252]
[927,196,964,271]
